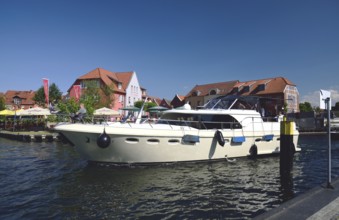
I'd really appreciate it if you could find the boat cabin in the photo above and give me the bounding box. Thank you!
[156,95,281,129]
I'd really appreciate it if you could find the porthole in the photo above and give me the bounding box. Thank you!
[147,139,160,145]
[125,138,139,144]
[168,139,180,145]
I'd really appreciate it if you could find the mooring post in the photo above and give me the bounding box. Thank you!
[280,116,294,175]
[325,98,333,188]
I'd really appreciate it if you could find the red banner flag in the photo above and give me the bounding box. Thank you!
[73,85,81,101]
[43,78,49,105]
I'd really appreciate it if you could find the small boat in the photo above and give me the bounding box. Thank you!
[55,95,300,164]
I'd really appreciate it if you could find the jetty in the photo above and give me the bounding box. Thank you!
[0,130,62,142]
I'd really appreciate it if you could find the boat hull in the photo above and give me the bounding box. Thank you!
[56,123,299,164]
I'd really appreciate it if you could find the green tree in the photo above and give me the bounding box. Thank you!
[299,102,313,112]
[79,80,101,115]
[79,80,115,115]
[0,95,5,110]
[334,102,339,111]
[33,83,62,107]
[314,106,321,114]
[57,97,79,114]
[134,100,157,112]
[102,83,115,108]
[49,83,62,103]
[33,87,45,106]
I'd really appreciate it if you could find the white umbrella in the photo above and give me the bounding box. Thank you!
[18,107,51,116]
[94,107,119,116]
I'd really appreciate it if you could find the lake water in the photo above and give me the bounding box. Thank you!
[0,134,338,219]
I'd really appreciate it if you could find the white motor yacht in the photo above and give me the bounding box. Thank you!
[55,95,300,164]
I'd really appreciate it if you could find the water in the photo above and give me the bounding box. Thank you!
[0,134,339,219]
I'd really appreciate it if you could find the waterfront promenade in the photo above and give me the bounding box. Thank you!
[254,177,339,219]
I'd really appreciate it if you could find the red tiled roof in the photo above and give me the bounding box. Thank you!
[70,68,135,94]
[4,90,35,106]
[186,77,296,97]
[233,77,296,95]
[115,72,134,91]
[176,94,185,101]
[186,80,239,97]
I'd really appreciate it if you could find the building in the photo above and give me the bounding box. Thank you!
[3,90,36,110]
[170,94,185,108]
[184,77,299,113]
[185,80,239,109]
[68,68,145,114]
[159,98,172,109]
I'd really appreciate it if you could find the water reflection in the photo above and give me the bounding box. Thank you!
[55,157,292,219]
[0,134,338,219]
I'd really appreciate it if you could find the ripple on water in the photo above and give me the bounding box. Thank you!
[1,136,339,219]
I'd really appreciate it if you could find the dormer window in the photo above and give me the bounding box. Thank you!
[232,87,240,93]
[258,84,266,91]
[192,91,201,97]
[243,82,256,93]
[243,86,250,92]
[209,89,219,95]
[13,96,21,105]
[233,83,244,93]
[118,83,122,90]
[258,80,271,91]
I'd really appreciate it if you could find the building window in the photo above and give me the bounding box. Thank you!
[209,90,217,95]
[118,83,122,90]
[81,80,99,88]
[258,84,265,91]
[13,97,21,105]
[192,91,200,96]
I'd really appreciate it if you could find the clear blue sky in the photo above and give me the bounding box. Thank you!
[1,0,339,106]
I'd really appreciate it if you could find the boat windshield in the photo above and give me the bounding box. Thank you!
[203,95,258,110]
[157,113,242,129]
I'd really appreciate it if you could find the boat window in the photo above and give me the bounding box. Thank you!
[200,114,242,129]
[203,95,259,110]
[203,96,237,109]
[157,113,241,129]
[231,96,258,110]
[231,100,253,110]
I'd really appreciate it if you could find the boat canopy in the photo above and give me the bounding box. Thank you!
[203,95,259,110]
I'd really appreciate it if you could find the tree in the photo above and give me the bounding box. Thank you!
[33,87,45,106]
[102,83,115,108]
[0,95,5,111]
[299,102,313,112]
[334,102,339,111]
[314,106,321,114]
[33,83,62,107]
[134,100,157,112]
[78,80,115,115]
[57,97,79,114]
[49,83,62,103]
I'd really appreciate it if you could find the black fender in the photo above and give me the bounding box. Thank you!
[97,128,111,148]
[249,144,258,158]
[214,130,225,146]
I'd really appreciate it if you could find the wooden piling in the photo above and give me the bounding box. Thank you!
[280,117,295,175]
